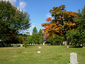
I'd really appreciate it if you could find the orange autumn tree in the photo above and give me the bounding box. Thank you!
[42,5,78,43]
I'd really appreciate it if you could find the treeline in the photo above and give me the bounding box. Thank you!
[1,0,85,47]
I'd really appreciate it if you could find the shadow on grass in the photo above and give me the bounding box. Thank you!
[69,45,83,48]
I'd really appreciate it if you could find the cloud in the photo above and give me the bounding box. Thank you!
[30,23,36,28]
[18,2,27,11]
[27,23,36,30]
[2,0,26,11]
[3,0,16,5]
[19,2,26,9]
[46,13,51,17]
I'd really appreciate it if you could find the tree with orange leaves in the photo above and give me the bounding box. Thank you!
[42,5,78,44]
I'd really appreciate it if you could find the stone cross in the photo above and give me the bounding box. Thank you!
[69,53,79,64]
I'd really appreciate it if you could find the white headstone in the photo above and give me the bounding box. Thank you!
[43,42,45,45]
[13,44,17,47]
[38,46,41,49]
[80,44,82,46]
[49,44,51,45]
[63,41,67,45]
[43,41,46,45]
[20,44,23,47]
[67,46,69,48]
[69,53,79,64]
[37,51,41,53]
[83,47,85,48]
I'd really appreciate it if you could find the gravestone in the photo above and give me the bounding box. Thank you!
[13,44,17,47]
[37,46,41,53]
[38,46,41,49]
[43,41,46,45]
[69,53,79,64]
[67,46,69,48]
[83,47,85,48]
[37,51,41,53]
[63,41,67,45]
[43,42,45,45]
[20,44,23,47]
[80,44,82,46]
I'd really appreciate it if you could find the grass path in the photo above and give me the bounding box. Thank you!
[0,45,85,64]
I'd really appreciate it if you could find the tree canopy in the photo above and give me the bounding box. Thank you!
[42,5,78,36]
[42,5,78,44]
[66,6,85,45]
[0,1,30,42]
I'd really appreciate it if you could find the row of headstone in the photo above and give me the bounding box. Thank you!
[30,43,36,45]
[30,41,46,45]
[13,44,17,47]
[13,44,23,47]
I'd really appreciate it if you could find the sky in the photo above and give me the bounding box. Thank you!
[2,0,85,35]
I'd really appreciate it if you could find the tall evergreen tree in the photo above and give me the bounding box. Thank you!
[32,27,38,44]
[32,27,38,35]
[38,29,44,44]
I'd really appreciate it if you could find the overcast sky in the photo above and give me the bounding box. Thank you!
[2,0,85,35]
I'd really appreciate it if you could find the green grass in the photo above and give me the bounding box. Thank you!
[0,45,85,64]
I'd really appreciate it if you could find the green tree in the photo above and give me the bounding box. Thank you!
[32,27,38,44]
[66,6,85,46]
[24,35,32,47]
[48,34,63,45]
[32,27,38,35]
[0,1,30,43]
[38,29,44,44]
[66,29,85,46]
[15,35,26,43]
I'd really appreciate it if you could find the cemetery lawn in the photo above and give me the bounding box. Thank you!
[0,45,85,64]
